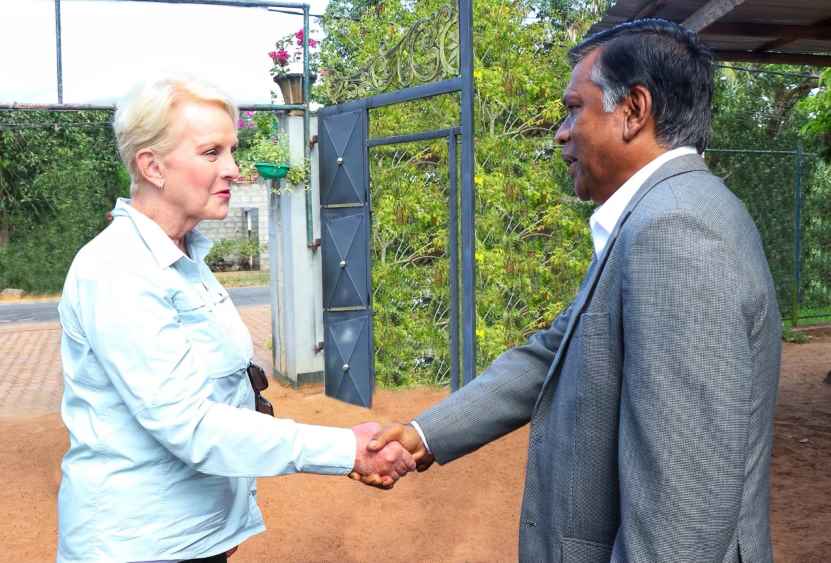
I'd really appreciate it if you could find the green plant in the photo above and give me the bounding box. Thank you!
[205,238,262,271]
[269,28,321,80]
[800,68,831,160]
[782,328,810,344]
[286,162,309,187]
[236,134,290,180]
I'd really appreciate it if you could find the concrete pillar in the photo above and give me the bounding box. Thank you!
[269,114,324,386]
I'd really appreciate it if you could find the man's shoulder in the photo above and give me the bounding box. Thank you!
[631,165,750,231]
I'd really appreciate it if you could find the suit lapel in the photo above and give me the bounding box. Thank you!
[532,154,710,411]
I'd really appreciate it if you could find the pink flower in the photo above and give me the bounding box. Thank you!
[275,49,290,65]
[268,50,278,61]
[295,29,304,45]
[309,38,319,48]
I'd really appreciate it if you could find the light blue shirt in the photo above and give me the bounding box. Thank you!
[57,199,356,563]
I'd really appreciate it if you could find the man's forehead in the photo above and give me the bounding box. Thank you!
[563,50,602,97]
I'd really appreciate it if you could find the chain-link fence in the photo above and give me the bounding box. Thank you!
[706,146,831,326]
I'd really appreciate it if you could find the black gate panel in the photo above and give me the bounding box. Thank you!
[323,310,374,408]
[319,111,367,206]
[319,108,373,407]
[321,207,370,309]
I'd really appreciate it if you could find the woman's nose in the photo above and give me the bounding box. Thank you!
[222,152,240,179]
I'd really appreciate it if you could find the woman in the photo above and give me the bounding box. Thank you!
[57,75,413,563]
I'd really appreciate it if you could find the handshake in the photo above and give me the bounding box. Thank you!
[350,422,435,489]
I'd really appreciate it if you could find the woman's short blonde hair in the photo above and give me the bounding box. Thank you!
[113,74,239,194]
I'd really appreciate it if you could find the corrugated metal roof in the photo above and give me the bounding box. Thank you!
[588,0,831,66]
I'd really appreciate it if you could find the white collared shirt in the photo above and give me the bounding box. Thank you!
[589,146,698,256]
[57,198,356,563]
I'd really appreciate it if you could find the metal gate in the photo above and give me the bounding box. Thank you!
[319,0,475,408]
[319,110,374,407]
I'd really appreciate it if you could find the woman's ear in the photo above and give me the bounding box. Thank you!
[621,84,653,143]
[135,148,165,190]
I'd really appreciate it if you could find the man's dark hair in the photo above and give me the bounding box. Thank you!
[569,18,714,152]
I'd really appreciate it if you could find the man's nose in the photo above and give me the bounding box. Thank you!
[554,120,570,145]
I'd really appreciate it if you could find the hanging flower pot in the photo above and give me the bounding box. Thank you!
[254,162,289,180]
[273,72,317,105]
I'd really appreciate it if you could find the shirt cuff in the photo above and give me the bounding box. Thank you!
[292,423,357,475]
[409,420,432,454]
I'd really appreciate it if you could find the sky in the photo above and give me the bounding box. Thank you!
[0,0,330,105]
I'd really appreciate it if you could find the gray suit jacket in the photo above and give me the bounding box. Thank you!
[415,155,781,563]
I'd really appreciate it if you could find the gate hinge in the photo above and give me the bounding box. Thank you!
[309,135,318,149]
[307,238,321,250]
[314,341,324,353]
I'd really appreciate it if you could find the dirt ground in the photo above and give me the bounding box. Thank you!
[1,336,830,562]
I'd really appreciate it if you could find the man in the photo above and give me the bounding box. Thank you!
[360,18,782,562]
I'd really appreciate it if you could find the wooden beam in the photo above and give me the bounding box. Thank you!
[752,17,831,52]
[715,50,831,67]
[683,0,748,32]
[704,22,831,40]
[632,0,668,20]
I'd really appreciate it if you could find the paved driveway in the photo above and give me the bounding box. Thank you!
[0,286,270,324]
[0,305,275,417]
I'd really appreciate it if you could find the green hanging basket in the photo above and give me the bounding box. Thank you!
[254,162,289,179]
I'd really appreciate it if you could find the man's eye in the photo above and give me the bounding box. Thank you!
[204,148,218,157]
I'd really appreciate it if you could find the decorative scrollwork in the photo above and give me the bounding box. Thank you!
[326,4,459,103]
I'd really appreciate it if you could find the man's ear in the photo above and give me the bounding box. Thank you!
[135,148,165,190]
[621,84,653,143]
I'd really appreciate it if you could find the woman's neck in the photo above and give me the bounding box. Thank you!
[131,189,194,253]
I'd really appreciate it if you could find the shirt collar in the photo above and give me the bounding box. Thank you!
[110,198,213,268]
[589,146,698,256]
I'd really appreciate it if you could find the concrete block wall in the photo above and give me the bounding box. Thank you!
[198,180,271,270]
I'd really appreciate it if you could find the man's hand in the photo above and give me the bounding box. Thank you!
[349,422,436,488]
[351,422,416,489]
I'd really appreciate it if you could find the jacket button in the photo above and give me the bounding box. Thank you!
[525,520,536,528]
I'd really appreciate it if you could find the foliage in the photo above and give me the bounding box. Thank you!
[0,110,128,293]
[234,111,291,180]
[285,161,309,187]
[782,327,810,344]
[707,64,831,322]
[800,68,831,160]
[205,238,262,272]
[802,159,831,318]
[269,28,321,80]
[321,0,599,386]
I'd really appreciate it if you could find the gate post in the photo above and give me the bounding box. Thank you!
[268,113,325,387]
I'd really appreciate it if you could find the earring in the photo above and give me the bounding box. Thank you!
[158,180,165,191]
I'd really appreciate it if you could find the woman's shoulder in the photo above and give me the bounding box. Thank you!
[68,219,154,283]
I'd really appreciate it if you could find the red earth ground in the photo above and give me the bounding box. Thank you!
[1,334,829,562]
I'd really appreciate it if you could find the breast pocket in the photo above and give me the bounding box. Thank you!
[172,291,212,325]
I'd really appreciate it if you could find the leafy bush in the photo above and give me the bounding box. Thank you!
[322,0,596,386]
[800,68,831,160]
[234,111,292,180]
[0,161,129,293]
[206,238,262,271]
